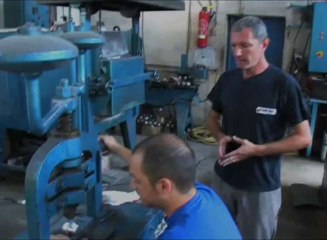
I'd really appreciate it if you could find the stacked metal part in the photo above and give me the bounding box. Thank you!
[137,107,176,136]
[152,74,194,89]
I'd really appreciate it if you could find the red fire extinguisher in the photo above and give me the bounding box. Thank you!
[197,7,210,48]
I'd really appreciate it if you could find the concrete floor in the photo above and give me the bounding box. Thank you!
[0,137,327,239]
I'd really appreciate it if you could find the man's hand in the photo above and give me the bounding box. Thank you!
[98,135,121,154]
[98,135,132,164]
[219,136,258,166]
[218,135,233,158]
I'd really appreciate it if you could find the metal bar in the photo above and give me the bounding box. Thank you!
[110,73,152,88]
[132,16,140,56]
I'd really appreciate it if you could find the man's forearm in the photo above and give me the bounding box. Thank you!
[256,133,311,157]
[256,120,312,157]
[113,145,132,165]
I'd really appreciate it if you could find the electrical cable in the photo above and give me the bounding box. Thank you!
[289,21,303,72]
[187,125,217,145]
[302,30,312,58]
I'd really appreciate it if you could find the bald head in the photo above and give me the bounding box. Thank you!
[133,133,196,193]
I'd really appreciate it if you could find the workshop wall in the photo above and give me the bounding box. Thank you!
[0,1,3,28]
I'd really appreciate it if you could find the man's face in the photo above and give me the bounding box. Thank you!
[230,27,268,70]
[129,153,159,208]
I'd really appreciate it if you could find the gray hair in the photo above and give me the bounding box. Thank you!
[231,16,268,42]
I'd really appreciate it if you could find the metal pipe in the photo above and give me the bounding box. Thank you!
[71,59,77,84]
[77,53,86,131]
[42,99,74,132]
[78,53,86,83]
[25,77,42,132]
[25,76,76,135]
[80,7,92,31]
[71,59,80,130]
[132,16,140,56]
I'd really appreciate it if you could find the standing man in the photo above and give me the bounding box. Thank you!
[207,16,312,239]
[99,133,241,239]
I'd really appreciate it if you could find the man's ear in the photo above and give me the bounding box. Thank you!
[156,178,173,195]
[262,38,270,51]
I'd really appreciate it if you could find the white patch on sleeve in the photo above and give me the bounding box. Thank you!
[256,107,277,115]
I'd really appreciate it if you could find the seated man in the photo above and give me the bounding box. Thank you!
[99,133,241,239]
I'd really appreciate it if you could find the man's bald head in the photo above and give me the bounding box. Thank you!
[133,133,196,193]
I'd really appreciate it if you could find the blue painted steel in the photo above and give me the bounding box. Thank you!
[0,3,168,239]
[306,98,327,157]
[0,26,78,73]
[132,16,141,56]
[20,22,149,238]
[103,57,150,116]
[25,136,98,238]
[46,172,84,199]
[60,32,105,50]
[308,2,327,73]
[4,0,50,28]
[23,75,80,134]
[0,26,79,135]
[91,56,150,149]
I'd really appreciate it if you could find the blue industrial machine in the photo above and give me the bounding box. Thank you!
[0,1,176,172]
[308,2,327,74]
[0,0,185,239]
[3,0,51,28]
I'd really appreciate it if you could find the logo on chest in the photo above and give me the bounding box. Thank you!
[256,106,277,115]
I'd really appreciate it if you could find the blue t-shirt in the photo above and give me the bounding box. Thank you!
[158,183,241,239]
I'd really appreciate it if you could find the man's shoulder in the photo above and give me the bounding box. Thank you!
[159,183,242,240]
[268,65,296,82]
[195,182,227,208]
[265,65,300,90]
[195,182,217,196]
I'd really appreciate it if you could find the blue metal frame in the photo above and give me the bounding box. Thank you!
[308,2,327,73]
[4,0,50,28]
[306,98,327,157]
